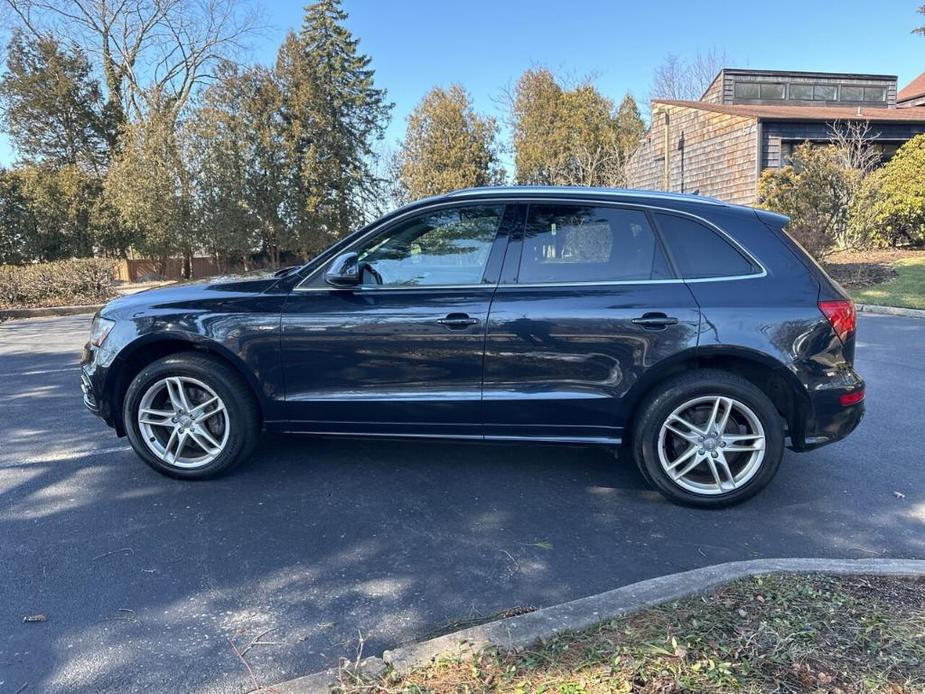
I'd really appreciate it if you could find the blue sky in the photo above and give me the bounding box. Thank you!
[2,0,924,166]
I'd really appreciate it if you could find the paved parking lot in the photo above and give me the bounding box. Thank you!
[1,312,923,693]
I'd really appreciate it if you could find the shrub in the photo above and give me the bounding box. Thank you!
[757,144,859,258]
[864,134,925,247]
[0,257,118,309]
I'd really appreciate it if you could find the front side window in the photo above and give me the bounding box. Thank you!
[518,205,673,284]
[357,205,503,287]
[654,213,759,279]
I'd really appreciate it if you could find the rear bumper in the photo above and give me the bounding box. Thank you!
[788,383,865,452]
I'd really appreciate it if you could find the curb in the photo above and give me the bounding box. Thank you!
[857,303,925,319]
[273,557,925,693]
[0,304,103,320]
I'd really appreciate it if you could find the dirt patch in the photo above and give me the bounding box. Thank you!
[339,574,925,694]
[824,249,925,289]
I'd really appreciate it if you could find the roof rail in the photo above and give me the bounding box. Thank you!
[442,185,725,206]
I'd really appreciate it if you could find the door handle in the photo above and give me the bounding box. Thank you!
[437,313,479,329]
[631,312,679,329]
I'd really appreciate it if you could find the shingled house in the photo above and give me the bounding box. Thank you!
[625,68,925,205]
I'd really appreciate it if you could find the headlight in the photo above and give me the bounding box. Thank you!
[89,315,116,347]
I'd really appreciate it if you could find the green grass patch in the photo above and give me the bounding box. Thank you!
[853,255,925,309]
[336,574,925,693]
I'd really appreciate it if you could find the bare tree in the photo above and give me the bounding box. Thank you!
[651,48,731,101]
[915,3,925,35]
[2,0,257,122]
[829,120,882,175]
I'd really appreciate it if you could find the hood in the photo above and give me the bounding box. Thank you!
[101,271,284,318]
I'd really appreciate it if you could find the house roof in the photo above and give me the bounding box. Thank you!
[898,72,925,102]
[717,67,896,81]
[653,99,925,122]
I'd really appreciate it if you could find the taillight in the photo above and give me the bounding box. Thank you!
[818,300,856,344]
[840,390,864,406]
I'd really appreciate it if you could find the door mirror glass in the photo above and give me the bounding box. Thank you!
[325,252,360,287]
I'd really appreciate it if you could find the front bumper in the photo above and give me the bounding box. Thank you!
[80,367,100,414]
[80,342,116,427]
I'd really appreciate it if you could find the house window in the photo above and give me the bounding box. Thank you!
[841,86,864,101]
[864,87,886,101]
[789,84,814,100]
[734,82,760,99]
[759,83,786,99]
[814,84,838,101]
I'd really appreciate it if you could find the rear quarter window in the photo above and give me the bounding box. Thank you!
[654,212,759,279]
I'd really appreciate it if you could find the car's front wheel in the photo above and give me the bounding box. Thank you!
[123,352,260,479]
[633,370,784,507]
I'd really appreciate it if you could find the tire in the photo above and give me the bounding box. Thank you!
[123,352,260,479]
[632,369,784,508]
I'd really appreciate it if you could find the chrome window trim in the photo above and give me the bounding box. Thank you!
[292,197,767,293]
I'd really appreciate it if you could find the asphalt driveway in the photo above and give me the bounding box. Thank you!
[1,313,922,693]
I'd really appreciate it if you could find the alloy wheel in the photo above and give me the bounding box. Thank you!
[137,376,230,469]
[656,395,766,495]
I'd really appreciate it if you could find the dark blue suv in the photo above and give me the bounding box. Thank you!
[80,187,864,507]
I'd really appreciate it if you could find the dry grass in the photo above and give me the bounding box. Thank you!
[335,574,925,694]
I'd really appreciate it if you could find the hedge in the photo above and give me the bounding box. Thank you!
[0,258,119,309]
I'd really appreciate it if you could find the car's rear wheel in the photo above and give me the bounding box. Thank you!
[633,370,784,507]
[123,352,260,479]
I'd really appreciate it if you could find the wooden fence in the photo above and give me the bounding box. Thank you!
[115,257,221,283]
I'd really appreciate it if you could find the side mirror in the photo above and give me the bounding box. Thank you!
[325,252,360,287]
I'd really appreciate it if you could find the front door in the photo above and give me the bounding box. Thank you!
[482,202,701,443]
[280,203,512,438]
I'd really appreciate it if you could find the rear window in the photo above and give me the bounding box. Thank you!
[654,213,759,279]
[518,205,674,283]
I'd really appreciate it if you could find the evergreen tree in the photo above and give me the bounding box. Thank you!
[105,106,193,274]
[614,94,646,175]
[0,31,111,170]
[511,69,641,187]
[191,62,292,268]
[395,84,503,202]
[0,168,33,263]
[275,0,392,255]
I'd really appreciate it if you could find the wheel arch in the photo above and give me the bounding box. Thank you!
[622,346,811,445]
[105,332,265,436]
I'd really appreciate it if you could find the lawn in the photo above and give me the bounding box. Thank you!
[825,250,925,310]
[336,574,925,693]
[853,256,925,310]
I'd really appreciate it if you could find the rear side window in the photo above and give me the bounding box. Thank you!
[653,213,759,279]
[518,205,673,283]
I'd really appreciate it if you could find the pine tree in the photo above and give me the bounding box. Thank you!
[276,0,392,255]
[395,84,503,202]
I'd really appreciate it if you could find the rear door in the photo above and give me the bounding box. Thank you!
[481,202,701,443]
